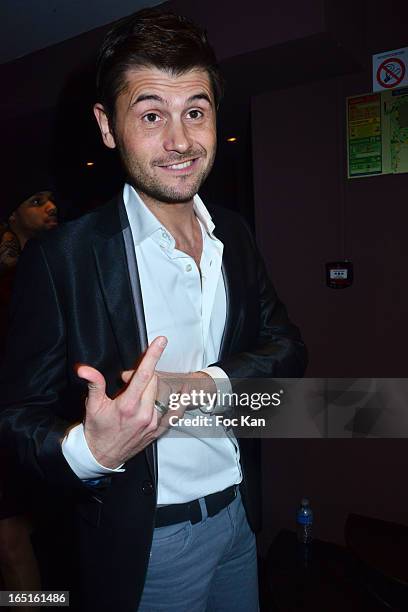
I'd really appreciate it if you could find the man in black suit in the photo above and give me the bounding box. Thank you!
[0,8,307,612]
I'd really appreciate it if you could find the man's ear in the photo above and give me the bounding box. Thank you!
[93,103,116,149]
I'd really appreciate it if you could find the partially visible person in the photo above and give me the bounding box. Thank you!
[0,190,57,274]
[0,188,58,351]
[0,188,58,608]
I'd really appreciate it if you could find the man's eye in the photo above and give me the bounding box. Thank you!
[187,109,203,120]
[143,113,160,123]
[31,199,41,205]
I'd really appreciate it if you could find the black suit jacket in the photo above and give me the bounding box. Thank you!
[0,193,307,611]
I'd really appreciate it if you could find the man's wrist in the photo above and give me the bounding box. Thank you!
[84,430,124,470]
[189,371,217,395]
[197,367,232,414]
[62,423,125,480]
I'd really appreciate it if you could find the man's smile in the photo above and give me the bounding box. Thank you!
[156,157,200,174]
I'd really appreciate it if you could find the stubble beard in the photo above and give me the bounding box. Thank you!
[118,146,216,205]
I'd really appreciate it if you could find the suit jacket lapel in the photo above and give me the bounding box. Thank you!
[92,194,156,484]
[92,195,145,370]
[211,211,242,361]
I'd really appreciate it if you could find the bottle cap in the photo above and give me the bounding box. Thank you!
[301,497,309,506]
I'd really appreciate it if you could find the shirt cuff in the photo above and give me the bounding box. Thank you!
[199,366,232,414]
[61,423,125,480]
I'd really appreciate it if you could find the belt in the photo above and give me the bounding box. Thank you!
[154,485,238,528]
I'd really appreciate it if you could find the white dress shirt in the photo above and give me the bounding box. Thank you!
[62,184,242,503]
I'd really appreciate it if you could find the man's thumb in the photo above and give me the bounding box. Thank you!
[76,364,107,405]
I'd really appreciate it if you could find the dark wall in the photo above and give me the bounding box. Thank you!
[252,3,408,549]
[251,0,408,378]
[168,0,325,61]
[252,73,408,378]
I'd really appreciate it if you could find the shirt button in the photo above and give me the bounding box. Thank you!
[141,480,154,496]
[185,264,192,272]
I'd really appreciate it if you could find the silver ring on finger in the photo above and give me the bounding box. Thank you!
[154,399,169,417]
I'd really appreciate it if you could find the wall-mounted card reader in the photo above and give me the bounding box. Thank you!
[325,261,353,289]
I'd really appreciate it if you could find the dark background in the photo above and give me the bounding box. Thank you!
[2,0,408,551]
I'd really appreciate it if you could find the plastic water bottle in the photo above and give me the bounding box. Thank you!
[296,497,313,544]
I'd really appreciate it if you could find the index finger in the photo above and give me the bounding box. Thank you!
[125,336,167,398]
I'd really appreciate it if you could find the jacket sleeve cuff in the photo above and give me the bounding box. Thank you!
[199,366,232,414]
[61,423,125,480]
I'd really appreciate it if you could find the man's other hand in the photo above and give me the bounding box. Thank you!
[121,369,217,410]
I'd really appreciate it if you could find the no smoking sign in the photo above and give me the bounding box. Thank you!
[373,47,408,91]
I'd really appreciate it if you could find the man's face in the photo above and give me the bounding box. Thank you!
[11,191,58,234]
[94,67,217,204]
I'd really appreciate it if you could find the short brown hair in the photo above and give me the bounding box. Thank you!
[96,8,224,125]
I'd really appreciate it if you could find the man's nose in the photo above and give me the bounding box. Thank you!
[162,119,193,154]
[45,201,57,215]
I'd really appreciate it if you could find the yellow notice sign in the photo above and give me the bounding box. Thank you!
[347,87,408,178]
[347,94,382,178]
[383,88,408,174]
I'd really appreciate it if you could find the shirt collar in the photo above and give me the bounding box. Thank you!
[123,183,216,246]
